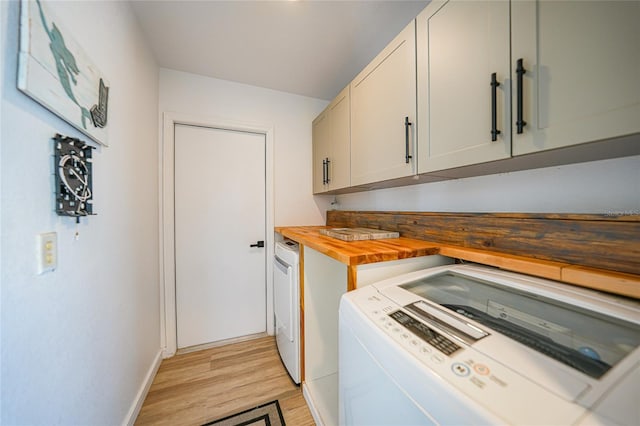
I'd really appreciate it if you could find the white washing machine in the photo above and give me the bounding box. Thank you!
[274,240,300,383]
[339,264,640,425]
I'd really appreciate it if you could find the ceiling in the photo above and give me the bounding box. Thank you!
[129,0,429,100]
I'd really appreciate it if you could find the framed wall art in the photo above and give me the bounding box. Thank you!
[54,134,94,219]
[18,0,110,146]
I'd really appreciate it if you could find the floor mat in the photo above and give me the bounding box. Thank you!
[202,400,285,426]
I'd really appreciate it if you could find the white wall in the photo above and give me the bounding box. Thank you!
[159,68,330,226]
[335,155,640,214]
[1,1,160,424]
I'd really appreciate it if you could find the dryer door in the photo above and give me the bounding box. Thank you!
[274,255,293,342]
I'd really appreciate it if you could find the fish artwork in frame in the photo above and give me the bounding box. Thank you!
[18,0,110,146]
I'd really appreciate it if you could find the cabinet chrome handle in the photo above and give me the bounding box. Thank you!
[326,158,331,184]
[516,58,527,134]
[405,116,412,163]
[490,73,501,141]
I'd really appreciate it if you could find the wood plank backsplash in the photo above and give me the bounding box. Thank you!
[326,211,640,276]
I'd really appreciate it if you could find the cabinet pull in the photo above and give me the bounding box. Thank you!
[322,158,327,184]
[490,73,501,142]
[404,116,412,163]
[326,158,331,184]
[516,58,527,134]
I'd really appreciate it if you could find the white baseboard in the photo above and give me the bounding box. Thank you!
[175,332,268,355]
[122,349,163,426]
[302,383,324,426]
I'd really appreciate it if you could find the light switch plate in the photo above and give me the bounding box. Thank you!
[37,232,57,274]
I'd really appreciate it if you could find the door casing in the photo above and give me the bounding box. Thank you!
[160,112,275,357]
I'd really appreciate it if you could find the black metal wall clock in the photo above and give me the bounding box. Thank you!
[54,134,95,220]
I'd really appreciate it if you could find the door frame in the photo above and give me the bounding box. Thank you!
[160,112,275,357]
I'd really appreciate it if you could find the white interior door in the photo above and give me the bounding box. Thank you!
[174,124,266,349]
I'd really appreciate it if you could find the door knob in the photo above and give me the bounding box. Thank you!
[250,240,265,248]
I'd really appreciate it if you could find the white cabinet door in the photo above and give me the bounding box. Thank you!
[511,1,640,156]
[312,110,330,194]
[417,0,511,173]
[312,86,350,193]
[351,21,417,186]
[327,86,350,191]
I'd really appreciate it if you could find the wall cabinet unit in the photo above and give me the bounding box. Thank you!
[417,0,511,173]
[312,0,639,195]
[418,0,640,173]
[312,110,329,194]
[350,21,417,186]
[312,86,350,194]
[510,0,640,155]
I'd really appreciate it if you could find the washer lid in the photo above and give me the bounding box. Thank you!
[397,270,640,380]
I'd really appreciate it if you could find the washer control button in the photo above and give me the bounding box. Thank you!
[452,362,471,377]
[473,363,490,376]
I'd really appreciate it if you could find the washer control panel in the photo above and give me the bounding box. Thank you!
[389,310,461,356]
[363,292,520,397]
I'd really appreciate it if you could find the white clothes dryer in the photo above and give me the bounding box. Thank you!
[274,240,300,383]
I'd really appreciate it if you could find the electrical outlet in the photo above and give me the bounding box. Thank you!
[37,232,57,274]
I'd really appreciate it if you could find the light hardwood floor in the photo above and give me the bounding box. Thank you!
[135,336,315,425]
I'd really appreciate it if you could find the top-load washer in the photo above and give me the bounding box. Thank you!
[339,264,640,425]
[274,240,300,383]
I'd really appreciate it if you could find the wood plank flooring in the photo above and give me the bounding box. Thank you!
[135,336,315,425]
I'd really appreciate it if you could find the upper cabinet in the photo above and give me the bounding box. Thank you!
[417,1,511,173]
[312,86,350,194]
[511,1,640,155]
[350,21,417,186]
[312,110,329,194]
[417,0,640,173]
[312,1,640,195]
